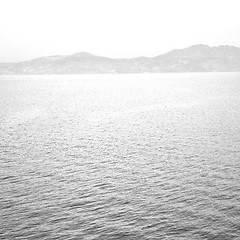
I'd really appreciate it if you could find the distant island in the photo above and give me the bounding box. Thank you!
[0,44,240,74]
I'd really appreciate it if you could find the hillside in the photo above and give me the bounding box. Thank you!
[1,44,240,74]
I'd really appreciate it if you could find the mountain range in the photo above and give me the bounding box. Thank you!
[1,44,240,74]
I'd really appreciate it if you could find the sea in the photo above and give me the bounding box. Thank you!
[1,73,240,240]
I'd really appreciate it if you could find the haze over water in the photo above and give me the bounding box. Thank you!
[1,73,240,239]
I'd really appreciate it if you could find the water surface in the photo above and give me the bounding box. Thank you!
[1,73,240,239]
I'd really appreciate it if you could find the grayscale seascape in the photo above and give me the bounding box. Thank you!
[1,73,240,239]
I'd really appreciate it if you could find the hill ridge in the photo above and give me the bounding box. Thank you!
[1,44,240,74]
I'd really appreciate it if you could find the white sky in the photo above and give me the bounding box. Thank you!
[0,0,240,62]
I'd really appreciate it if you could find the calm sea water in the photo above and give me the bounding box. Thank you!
[1,73,240,240]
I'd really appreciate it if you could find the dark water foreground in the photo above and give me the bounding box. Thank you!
[1,73,240,239]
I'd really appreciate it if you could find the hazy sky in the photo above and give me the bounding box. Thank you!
[0,0,240,62]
